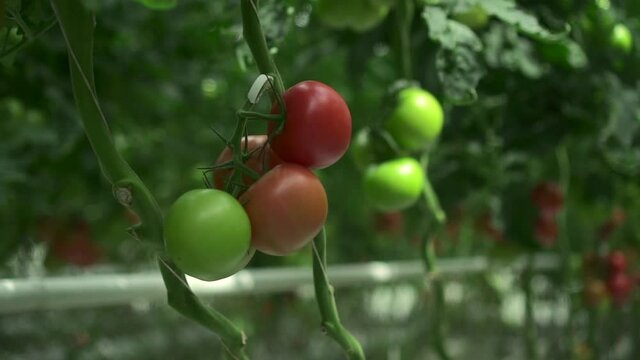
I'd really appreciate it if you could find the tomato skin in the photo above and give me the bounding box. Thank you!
[164,189,252,281]
[534,215,558,246]
[214,135,282,189]
[315,0,390,32]
[270,81,352,169]
[240,164,328,256]
[610,24,633,54]
[607,251,627,274]
[384,87,444,151]
[531,181,564,214]
[364,157,425,212]
[607,272,633,305]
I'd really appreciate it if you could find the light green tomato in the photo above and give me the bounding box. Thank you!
[452,5,489,30]
[610,24,633,54]
[315,0,390,32]
[384,87,444,151]
[164,189,252,281]
[364,157,425,212]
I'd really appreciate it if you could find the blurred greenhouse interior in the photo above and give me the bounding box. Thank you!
[2,0,640,359]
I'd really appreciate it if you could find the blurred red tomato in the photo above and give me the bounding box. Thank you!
[374,211,405,235]
[607,272,634,305]
[531,181,564,214]
[535,216,558,246]
[607,250,627,274]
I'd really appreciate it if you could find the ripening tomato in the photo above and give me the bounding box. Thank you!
[315,0,391,33]
[531,181,564,214]
[270,81,352,169]
[534,215,558,246]
[583,279,608,307]
[610,24,633,54]
[240,164,328,256]
[607,272,633,305]
[607,251,627,274]
[214,135,282,189]
[384,87,444,151]
[364,157,425,212]
[164,189,253,281]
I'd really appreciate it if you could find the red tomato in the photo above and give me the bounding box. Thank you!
[374,211,405,235]
[531,181,564,214]
[240,164,328,256]
[607,251,627,274]
[607,272,633,305]
[214,135,282,189]
[51,220,103,267]
[534,215,558,246]
[270,81,352,169]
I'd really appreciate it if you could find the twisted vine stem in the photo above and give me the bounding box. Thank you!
[50,0,248,358]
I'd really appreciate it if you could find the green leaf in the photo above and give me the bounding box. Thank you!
[423,6,484,104]
[477,0,566,42]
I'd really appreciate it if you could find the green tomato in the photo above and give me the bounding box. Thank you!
[610,24,633,53]
[452,5,489,30]
[164,189,252,281]
[364,157,425,212]
[315,0,390,32]
[384,87,444,151]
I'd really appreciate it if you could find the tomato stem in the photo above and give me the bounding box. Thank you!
[52,1,250,358]
[393,0,415,80]
[312,228,365,360]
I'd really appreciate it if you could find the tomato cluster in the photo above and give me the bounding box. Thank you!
[530,181,564,246]
[582,250,637,307]
[353,87,444,213]
[164,81,350,281]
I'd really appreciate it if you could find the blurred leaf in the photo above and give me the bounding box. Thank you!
[479,0,567,41]
[423,6,484,104]
[132,0,177,11]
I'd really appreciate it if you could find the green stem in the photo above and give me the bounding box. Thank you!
[523,254,539,360]
[240,0,284,97]
[394,0,414,79]
[51,1,249,358]
[312,228,365,360]
[432,280,451,360]
[556,145,574,356]
[0,17,58,58]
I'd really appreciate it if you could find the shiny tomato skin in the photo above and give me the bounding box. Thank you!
[610,24,633,54]
[384,87,444,151]
[164,189,252,281]
[363,157,425,212]
[240,164,328,256]
[270,81,352,169]
[214,135,282,189]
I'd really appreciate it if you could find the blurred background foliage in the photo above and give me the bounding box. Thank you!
[1,0,640,358]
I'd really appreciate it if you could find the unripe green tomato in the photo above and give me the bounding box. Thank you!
[315,0,390,32]
[164,189,252,281]
[452,5,489,30]
[610,24,633,53]
[364,157,425,212]
[384,87,444,151]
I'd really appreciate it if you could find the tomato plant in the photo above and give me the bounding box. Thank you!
[607,271,634,305]
[240,163,328,256]
[315,0,391,33]
[214,135,282,189]
[364,157,425,212]
[164,189,253,281]
[607,251,627,273]
[383,87,444,152]
[270,81,352,169]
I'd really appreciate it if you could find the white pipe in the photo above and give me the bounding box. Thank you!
[0,254,559,314]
